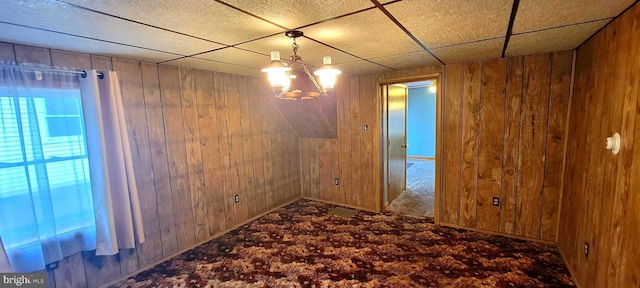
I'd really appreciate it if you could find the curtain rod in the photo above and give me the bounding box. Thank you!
[0,63,104,78]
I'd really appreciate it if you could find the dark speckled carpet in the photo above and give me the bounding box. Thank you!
[112,199,575,287]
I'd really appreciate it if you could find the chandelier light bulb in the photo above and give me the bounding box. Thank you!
[314,56,342,90]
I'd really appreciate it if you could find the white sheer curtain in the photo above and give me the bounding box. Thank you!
[0,237,11,272]
[79,70,144,256]
[0,66,144,272]
[0,63,96,272]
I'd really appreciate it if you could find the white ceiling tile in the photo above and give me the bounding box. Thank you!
[513,0,634,33]
[220,0,375,29]
[0,22,180,63]
[62,0,284,45]
[236,34,360,67]
[384,0,513,48]
[163,57,262,76]
[369,50,441,70]
[0,0,223,56]
[196,47,268,70]
[432,38,504,64]
[506,20,609,57]
[302,8,422,59]
[335,60,393,75]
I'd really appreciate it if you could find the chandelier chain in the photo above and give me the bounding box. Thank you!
[292,38,299,56]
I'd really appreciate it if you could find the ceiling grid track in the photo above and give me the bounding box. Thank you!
[501,0,520,58]
[0,20,185,58]
[370,0,445,66]
[54,0,227,46]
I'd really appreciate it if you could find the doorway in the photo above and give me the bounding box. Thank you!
[381,75,441,221]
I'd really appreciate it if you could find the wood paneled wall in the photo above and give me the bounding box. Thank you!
[442,52,573,241]
[299,74,378,210]
[299,67,443,212]
[0,42,301,287]
[558,3,640,288]
[301,58,571,242]
[273,94,338,138]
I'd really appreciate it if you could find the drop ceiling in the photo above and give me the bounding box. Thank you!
[0,0,635,75]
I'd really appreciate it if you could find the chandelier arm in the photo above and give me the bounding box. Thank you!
[299,58,326,96]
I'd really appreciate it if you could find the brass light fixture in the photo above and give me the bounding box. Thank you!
[262,30,341,100]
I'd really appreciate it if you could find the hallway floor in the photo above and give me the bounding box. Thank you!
[386,159,435,218]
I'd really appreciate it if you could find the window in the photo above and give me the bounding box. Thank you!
[44,98,82,137]
[0,88,95,260]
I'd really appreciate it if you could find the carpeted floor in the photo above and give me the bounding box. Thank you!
[112,199,574,288]
[388,159,435,218]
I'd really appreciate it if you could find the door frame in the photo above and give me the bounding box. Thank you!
[377,73,442,225]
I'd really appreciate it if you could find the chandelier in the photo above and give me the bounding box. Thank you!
[261,30,341,100]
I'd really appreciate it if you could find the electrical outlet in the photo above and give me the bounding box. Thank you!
[584,243,589,257]
[492,197,500,206]
[334,178,339,185]
[234,195,240,203]
[364,124,369,132]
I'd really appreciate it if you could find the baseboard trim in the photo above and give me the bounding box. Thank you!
[407,156,436,160]
[301,197,377,213]
[100,196,303,288]
[438,222,557,245]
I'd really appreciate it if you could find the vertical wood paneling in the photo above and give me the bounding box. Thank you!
[592,20,623,288]
[213,72,237,225]
[438,54,568,241]
[51,50,91,69]
[515,54,552,239]
[301,53,570,242]
[300,138,311,197]
[582,26,616,287]
[360,75,375,210]
[112,59,162,267]
[562,40,594,276]
[179,67,209,243]
[223,74,248,223]
[195,69,226,235]
[460,62,481,227]
[141,63,178,257]
[476,58,506,232]
[559,4,640,287]
[319,139,332,201]
[500,56,523,234]
[238,77,257,217]
[158,65,196,250]
[0,43,16,62]
[349,76,362,207]
[338,75,352,205]
[53,254,86,288]
[248,77,268,214]
[330,139,340,203]
[82,251,121,288]
[443,64,463,224]
[260,84,276,209]
[90,55,112,71]
[14,45,51,65]
[309,138,320,199]
[540,51,572,241]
